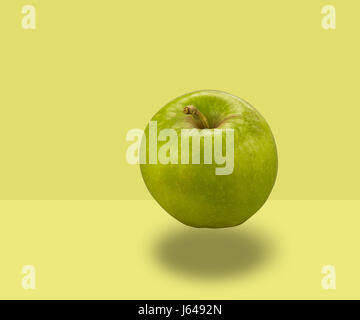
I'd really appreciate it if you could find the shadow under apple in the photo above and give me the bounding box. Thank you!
[153,224,276,279]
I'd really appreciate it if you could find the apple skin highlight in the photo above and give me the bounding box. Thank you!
[140,90,278,228]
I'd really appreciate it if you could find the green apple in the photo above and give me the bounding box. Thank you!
[140,90,277,228]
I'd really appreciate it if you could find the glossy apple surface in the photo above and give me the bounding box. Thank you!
[140,90,277,228]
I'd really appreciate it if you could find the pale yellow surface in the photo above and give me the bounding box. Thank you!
[0,0,359,200]
[0,200,358,299]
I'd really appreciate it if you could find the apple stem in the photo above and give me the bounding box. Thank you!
[183,105,210,129]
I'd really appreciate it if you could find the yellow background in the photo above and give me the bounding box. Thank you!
[1,0,359,200]
[0,0,359,299]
